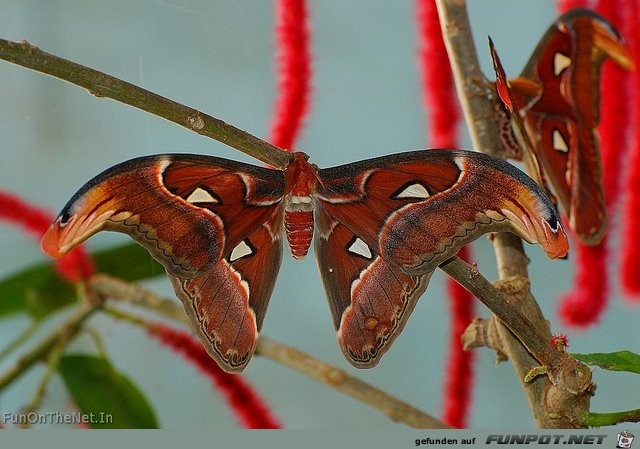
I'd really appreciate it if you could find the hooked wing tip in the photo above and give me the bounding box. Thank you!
[542,215,570,259]
[41,221,66,258]
[546,229,570,259]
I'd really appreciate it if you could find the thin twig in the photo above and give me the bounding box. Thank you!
[0,38,291,170]
[0,319,42,362]
[256,336,449,429]
[20,330,69,427]
[92,274,447,429]
[90,274,189,326]
[0,300,100,391]
[82,327,110,361]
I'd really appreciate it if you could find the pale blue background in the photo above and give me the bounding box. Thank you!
[0,0,638,428]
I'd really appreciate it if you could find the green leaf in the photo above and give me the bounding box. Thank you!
[94,243,164,282]
[572,350,640,374]
[58,354,158,429]
[0,243,163,319]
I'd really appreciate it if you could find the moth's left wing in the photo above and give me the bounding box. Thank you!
[42,154,286,372]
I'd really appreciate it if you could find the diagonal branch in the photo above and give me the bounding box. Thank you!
[0,38,291,170]
[256,336,448,429]
[439,257,559,367]
[0,299,100,391]
[89,274,449,429]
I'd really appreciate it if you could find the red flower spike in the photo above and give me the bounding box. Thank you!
[269,0,311,151]
[559,235,609,326]
[0,191,94,282]
[0,190,54,238]
[620,0,640,298]
[416,0,474,428]
[550,334,569,351]
[148,323,281,429]
[556,0,589,13]
[596,0,632,208]
[54,247,95,283]
[416,0,460,148]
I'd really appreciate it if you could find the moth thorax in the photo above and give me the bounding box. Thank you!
[284,196,314,259]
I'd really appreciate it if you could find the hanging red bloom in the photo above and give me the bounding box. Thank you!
[269,0,311,151]
[148,323,281,429]
[416,0,474,428]
[620,0,640,299]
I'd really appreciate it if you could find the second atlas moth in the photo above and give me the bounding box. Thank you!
[489,8,635,246]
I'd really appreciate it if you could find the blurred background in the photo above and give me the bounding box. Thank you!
[0,0,638,428]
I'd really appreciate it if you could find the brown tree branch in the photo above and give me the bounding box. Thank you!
[439,257,558,367]
[0,38,291,170]
[90,274,448,429]
[255,338,449,429]
[435,0,593,428]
